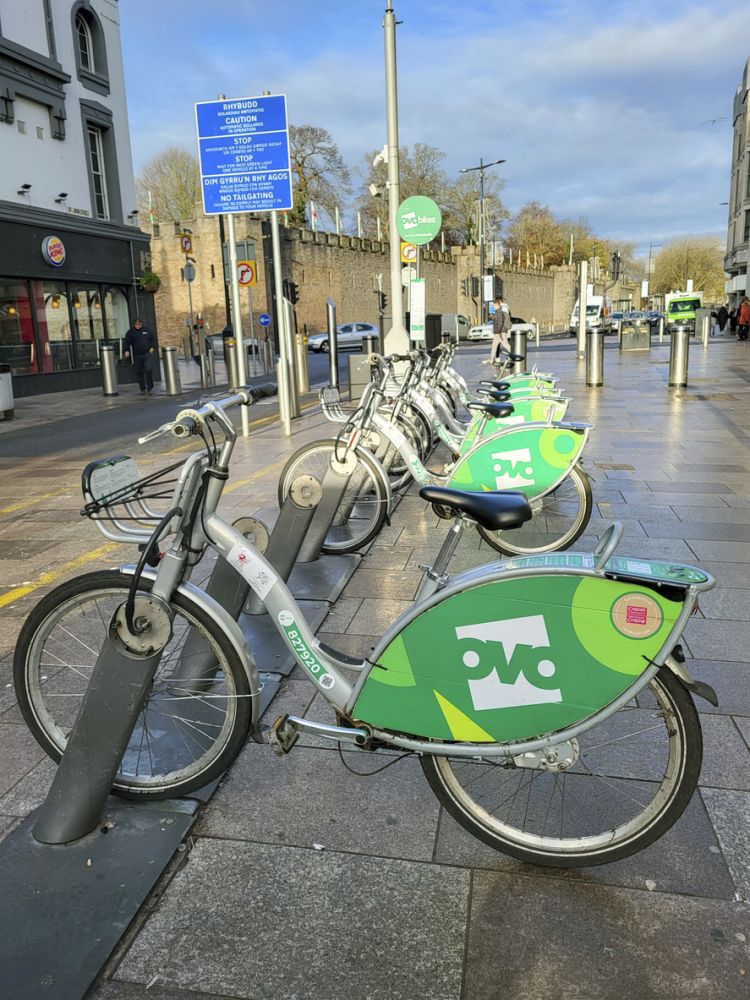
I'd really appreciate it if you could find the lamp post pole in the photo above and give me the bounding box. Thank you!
[460,157,505,323]
[647,241,662,307]
[383,3,408,352]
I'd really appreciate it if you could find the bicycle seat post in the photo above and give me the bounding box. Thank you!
[415,516,470,600]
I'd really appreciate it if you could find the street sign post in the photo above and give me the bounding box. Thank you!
[410,278,426,342]
[196,93,294,435]
[195,95,293,214]
[258,313,271,327]
[237,260,257,287]
[400,241,417,264]
[180,234,192,253]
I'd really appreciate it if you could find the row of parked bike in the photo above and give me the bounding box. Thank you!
[278,343,591,557]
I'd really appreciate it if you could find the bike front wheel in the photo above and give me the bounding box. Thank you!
[14,571,253,800]
[422,667,701,867]
[278,439,389,553]
[477,463,592,556]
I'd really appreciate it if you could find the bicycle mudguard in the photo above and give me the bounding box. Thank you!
[353,557,713,743]
[448,421,589,499]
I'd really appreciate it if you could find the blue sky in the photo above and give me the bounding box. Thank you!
[120,0,750,255]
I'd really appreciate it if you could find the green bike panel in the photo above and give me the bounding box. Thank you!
[500,551,710,586]
[449,424,586,497]
[458,400,570,457]
[354,574,684,742]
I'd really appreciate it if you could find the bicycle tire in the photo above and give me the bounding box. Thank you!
[477,463,592,556]
[13,570,253,800]
[278,439,389,553]
[421,667,701,867]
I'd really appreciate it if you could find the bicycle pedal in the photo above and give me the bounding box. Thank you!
[269,714,299,756]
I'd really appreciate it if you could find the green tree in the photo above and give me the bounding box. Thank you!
[288,124,351,228]
[136,147,200,223]
[443,171,508,246]
[357,143,448,239]
[652,238,726,300]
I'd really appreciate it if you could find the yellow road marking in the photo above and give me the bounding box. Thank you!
[224,457,289,495]
[0,541,121,609]
[0,488,68,516]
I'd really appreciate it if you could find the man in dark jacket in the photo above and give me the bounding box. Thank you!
[123,318,157,393]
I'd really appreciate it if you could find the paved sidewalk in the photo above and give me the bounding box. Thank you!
[1,337,749,998]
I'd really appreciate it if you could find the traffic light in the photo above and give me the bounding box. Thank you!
[471,276,480,298]
[378,291,388,313]
[461,278,469,296]
[610,251,622,282]
[283,279,299,304]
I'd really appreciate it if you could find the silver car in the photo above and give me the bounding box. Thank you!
[307,322,379,353]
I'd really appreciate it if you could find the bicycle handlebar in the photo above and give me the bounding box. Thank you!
[137,383,277,444]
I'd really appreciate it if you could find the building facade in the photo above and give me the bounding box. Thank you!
[0,0,154,396]
[725,56,750,308]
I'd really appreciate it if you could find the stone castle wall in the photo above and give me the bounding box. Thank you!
[145,217,635,345]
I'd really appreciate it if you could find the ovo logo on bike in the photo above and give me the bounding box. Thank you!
[491,448,536,489]
[456,615,562,711]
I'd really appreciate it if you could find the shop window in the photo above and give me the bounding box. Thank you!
[0,279,38,375]
[103,287,130,361]
[70,283,106,368]
[32,281,74,373]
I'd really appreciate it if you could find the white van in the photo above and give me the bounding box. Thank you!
[441,314,471,343]
[569,296,606,336]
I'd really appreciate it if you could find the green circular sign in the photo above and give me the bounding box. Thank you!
[396,195,442,245]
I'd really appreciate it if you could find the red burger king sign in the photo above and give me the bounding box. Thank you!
[42,235,66,267]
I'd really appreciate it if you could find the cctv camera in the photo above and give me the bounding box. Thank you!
[369,183,382,198]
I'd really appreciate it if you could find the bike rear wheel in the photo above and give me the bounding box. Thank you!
[422,667,701,867]
[278,439,389,553]
[477,463,592,556]
[14,571,253,800]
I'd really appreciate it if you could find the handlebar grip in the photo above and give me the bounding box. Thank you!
[172,417,198,438]
[247,382,277,403]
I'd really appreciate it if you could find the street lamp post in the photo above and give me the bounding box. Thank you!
[460,157,505,322]
[647,241,662,307]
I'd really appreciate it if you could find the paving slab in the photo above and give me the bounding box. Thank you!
[688,659,750,716]
[464,871,750,1000]
[685,619,750,663]
[195,743,440,860]
[698,714,750,790]
[114,839,469,1000]
[702,788,750,902]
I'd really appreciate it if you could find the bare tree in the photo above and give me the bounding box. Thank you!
[357,143,448,238]
[289,124,351,228]
[136,147,200,223]
[652,237,726,300]
[443,171,508,246]
[505,202,567,265]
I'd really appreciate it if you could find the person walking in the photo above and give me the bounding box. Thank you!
[483,296,511,365]
[123,318,157,393]
[717,303,729,334]
[737,297,750,342]
[729,307,738,337]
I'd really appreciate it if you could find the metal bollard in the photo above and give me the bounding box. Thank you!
[701,315,710,348]
[199,354,210,389]
[510,328,527,374]
[658,317,665,343]
[668,325,690,388]
[441,331,451,345]
[162,346,181,396]
[206,349,216,388]
[264,339,273,373]
[224,338,241,389]
[363,334,378,355]
[295,333,310,394]
[100,344,118,396]
[586,329,604,387]
[327,298,339,389]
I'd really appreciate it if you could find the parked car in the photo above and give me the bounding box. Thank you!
[206,333,263,357]
[467,316,534,341]
[307,322,379,353]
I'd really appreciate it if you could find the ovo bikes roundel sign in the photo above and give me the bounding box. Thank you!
[396,195,442,245]
[41,235,66,267]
